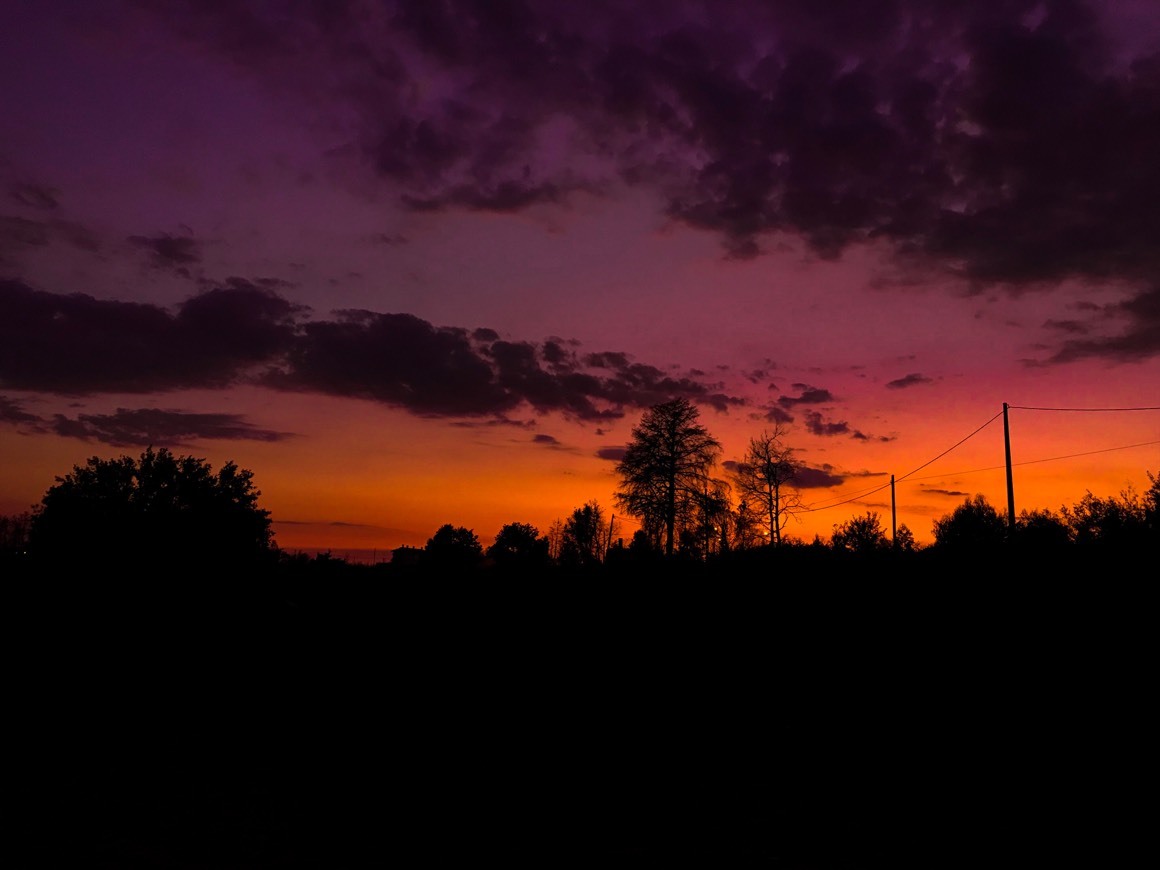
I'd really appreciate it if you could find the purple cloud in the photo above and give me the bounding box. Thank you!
[8,183,60,210]
[125,0,1160,364]
[0,281,746,422]
[48,408,291,447]
[885,373,934,390]
[803,410,851,437]
[0,279,301,393]
[128,233,202,273]
[778,385,835,407]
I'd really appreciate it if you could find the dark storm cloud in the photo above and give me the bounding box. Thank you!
[793,465,846,489]
[923,486,971,498]
[0,215,100,260]
[0,395,288,446]
[798,411,886,442]
[1043,318,1090,335]
[759,406,795,424]
[128,233,201,271]
[585,351,633,370]
[136,0,1160,363]
[275,309,743,421]
[885,373,934,389]
[8,183,60,210]
[719,456,844,488]
[0,282,739,421]
[596,446,627,462]
[48,408,290,447]
[778,385,834,407]
[276,312,528,417]
[0,279,300,393]
[0,395,47,432]
[803,410,852,437]
[1041,285,1160,363]
[488,338,613,419]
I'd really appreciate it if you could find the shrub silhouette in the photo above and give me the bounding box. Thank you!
[28,446,274,574]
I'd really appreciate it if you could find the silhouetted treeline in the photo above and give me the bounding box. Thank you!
[5,455,1157,868]
[3,441,1156,583]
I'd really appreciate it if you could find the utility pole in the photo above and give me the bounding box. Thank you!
[1003,402,1016,534]
[606,515,615,559]
[890,474,897,547]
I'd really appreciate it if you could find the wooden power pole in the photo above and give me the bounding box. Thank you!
[890,474,897,547]
[1003,402,1016,533]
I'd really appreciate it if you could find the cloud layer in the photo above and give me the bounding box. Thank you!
[133,0,1160,296]
[78,0,1156,369]
[5,1,1160,453]
[0,279,744,437]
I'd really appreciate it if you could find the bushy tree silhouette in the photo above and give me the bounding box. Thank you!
[830,511,890,555]
[424,524,484,570]
[1146,471,1160,540]
[27,446,274,573]
[487,522,550,570]
[931,494,1007,553]
[1014,507,1071,551]
[1062,486,1150,550]
[559,500,606,569]
[893,523,918,553]
[614,398,722,558]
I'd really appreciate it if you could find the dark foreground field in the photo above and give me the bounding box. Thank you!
[6,570,1153,868]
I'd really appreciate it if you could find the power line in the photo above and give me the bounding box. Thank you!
[894,409,1005,484]
[802,408,1004,515]
[801,479,893,513]
[799,404,1160,517]
[1009,404,1160,412]
[907,439,1160,481]
[1011,439,1160,466]
[613,402,1160,527]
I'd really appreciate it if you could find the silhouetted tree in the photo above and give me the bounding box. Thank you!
[487,522,551,570]
[628,528,661,560]
[1061,484,1153,551]
[546,517,565,561]
[731,498,765,550]
[559,500,606,569]
[424,524,484,570]
[676,527,703,560]
[0,510,32,558]
[27,446,274,573]
[893,523,918,553]
[1146,470,1160,540]
[931,494,1007,552]
[831,511,890,555]
[687,476,732,559]
[614,398,722,557]
[1013,507,1071,551]
[731,425,803,546]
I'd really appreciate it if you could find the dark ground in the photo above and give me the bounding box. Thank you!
[6,571,1153,868]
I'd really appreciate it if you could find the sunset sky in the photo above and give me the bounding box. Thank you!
[3,0,1160,558]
